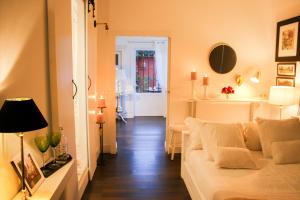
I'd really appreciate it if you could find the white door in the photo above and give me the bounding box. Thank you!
[71,0,89,188]
[134,41,168,117]
[86,0,99,180]
[116,37,168,117]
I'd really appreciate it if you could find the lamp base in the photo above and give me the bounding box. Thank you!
[21,189,28,200]
[19,133,28,200]
[203,85,208,99]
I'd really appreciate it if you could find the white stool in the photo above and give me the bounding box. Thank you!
[168,124,185,160]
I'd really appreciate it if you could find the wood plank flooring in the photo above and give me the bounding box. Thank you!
[82,116,191,200]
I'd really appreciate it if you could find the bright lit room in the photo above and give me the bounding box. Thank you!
[0,0,300,200]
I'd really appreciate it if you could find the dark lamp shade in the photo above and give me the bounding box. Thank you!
[0,98,48,133]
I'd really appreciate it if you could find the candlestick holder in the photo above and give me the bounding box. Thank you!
[203,85,208,99]
[97,121,105,166]
[191,80,196,99]
[99,106,106,113]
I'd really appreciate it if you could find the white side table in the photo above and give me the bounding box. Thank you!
[13,160,75,200]
[168,124,186,160]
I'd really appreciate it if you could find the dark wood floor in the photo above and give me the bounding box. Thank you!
[82,116,191,200]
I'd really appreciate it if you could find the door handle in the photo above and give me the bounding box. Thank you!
[88,75,92,91]
[72,80,78,99]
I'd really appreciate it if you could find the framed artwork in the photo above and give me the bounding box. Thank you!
[275,16,300,61]
[277,63,296,76]
[11,152,45,195]
[276,77,295,87]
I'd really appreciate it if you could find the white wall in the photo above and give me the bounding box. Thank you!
[116,36,168,117]
[97,0,300,153]
[0,0,80,199]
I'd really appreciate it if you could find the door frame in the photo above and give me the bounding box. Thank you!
[114,35,171,152]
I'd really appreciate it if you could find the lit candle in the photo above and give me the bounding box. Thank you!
[98,95,106,108]
[96,112,105,124]
[191,68,197,80]
[203,74,209,86]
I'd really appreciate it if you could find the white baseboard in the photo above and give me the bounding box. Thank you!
[78,168,89,200]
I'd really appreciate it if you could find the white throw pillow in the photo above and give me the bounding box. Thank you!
[272,140,300,164]
[256,118,300,158]
[184,117,203,150]
[199,122,246,160]
[215,147,257,169]
[243,122,262,151]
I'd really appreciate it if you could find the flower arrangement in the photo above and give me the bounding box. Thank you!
[221,86,235,94]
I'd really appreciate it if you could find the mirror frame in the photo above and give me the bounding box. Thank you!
[209,43,237,74]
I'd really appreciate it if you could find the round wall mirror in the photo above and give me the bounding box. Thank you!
[209,44,237,74]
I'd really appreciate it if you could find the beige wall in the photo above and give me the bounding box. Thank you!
[0,0,50,199]
[0,0,79,199]
[97,0,300,152]
[97,0,118,153]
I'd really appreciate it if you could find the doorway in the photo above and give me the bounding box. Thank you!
[115,36,168,120]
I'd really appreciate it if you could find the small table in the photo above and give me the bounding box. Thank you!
[168,124,186,160]
[13,160,75,200]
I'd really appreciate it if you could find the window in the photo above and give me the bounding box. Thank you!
[136,50,161,93]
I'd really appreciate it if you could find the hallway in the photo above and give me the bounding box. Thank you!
[82,117,191,200]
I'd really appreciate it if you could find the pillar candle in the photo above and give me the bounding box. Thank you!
[98,96,106,108]
[203,74,209,86]
[191,69,197,80]
[96,112,105,123]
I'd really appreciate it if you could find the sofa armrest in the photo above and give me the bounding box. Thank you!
[181,130,191,162]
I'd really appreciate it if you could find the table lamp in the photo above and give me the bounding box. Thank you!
[0,98,48,199]
[269,86,295,119]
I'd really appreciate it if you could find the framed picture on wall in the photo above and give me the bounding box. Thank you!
[277,63,296,76]
[11,152,45,195]
[276,77,295,87]
[275,16,300,61]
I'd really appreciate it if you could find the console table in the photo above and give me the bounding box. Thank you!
[13,160,75,200]
[185,97,266,122]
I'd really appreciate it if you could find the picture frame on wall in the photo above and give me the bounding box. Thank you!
[277,63,296,76]
[276,77,295,87]
[11,152,45,195]
[275,16,300,61]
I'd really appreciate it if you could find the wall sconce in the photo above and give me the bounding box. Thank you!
[250,71,261,84]
[94,21,109,30]
[235,70,261,86]
[235,74,244,86]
